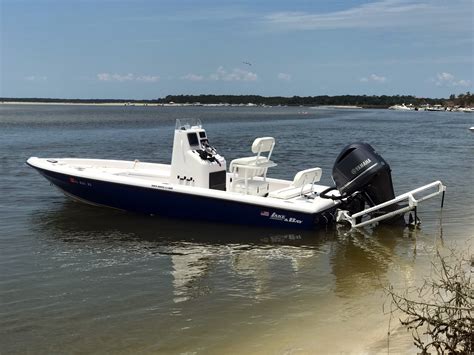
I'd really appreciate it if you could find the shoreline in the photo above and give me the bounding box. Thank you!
[3,101,470,111]
[0,101,368,108]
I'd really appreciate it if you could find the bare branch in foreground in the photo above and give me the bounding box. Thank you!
[386,247,473,354]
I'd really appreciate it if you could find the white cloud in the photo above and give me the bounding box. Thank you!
[262,0,470,31]
[25,75,47,81]
[277,73,291,81]
[210,66,257,81]
[181,74,204,81]
[360,74,386,83]
[136,75,160,82]
[97,73,159,82]
[97,73,110,81]
[435,72,471,87]
[180,67,258,82]
[97,73,133,82]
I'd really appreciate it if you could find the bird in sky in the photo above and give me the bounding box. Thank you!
[242,61,252,66]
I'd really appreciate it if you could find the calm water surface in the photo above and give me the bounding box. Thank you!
[0,105,473,354]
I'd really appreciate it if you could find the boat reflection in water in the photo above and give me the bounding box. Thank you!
[33,201,328,303]
[32,200,426,307]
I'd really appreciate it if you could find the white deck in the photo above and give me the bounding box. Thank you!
[27,157,339,214]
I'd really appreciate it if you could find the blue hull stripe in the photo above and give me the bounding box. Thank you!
[29,165,337,230]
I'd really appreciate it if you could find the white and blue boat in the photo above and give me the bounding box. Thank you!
[27,119,446,230]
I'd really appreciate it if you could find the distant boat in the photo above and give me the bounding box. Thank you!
[388,103,413,111]
[469,127,474,132]
[425,105,445,112]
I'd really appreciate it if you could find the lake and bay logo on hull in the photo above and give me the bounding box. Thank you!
[261,211,303,224]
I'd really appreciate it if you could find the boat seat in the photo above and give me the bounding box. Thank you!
[229,137,277,176]
[268,167,322,200]
[232,178,270,197]
[229,137,277,194]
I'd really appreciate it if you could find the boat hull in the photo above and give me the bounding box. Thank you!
[29,164,337,230]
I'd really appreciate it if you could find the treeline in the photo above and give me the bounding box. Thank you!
[447,92,474,107]
[158,94,442,107]
[3,92,473,107]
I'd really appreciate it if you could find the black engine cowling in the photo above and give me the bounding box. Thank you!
[332,142,404,225]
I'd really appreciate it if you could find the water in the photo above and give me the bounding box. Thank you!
[1,105,473,353]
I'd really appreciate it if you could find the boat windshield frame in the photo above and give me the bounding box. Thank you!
[175,118,202,130]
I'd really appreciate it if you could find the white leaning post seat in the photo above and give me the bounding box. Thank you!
[268,167,322,200]
[229,137,277,195]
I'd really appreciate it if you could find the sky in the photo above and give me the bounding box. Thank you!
[1,0,473,99]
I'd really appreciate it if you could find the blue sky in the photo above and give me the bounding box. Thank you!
[1,0,473,99]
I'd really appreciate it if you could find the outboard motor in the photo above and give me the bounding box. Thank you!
[331,142,405,225]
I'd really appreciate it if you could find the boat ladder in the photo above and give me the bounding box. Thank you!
[336,180,446,228]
